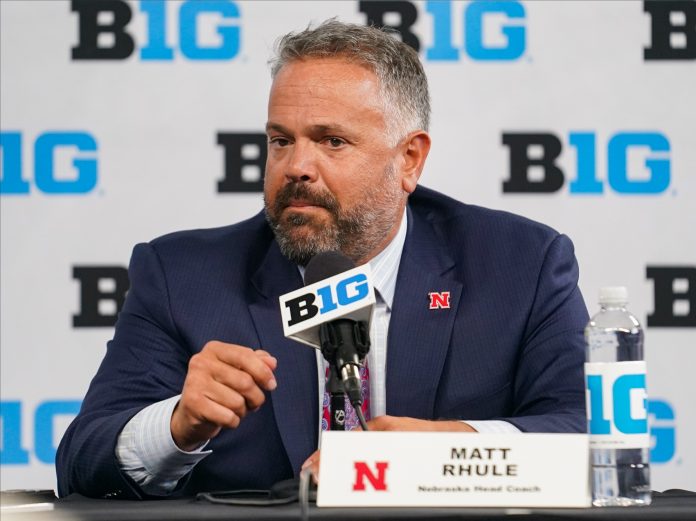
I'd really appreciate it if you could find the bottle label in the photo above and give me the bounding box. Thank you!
[584,361,649,448]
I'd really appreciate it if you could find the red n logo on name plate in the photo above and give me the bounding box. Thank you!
[428,291,451,309]
[352,461,389,491]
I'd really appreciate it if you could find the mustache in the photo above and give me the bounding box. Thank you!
[273,183,340,214]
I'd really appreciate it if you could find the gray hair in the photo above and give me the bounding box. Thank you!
[269,19,430,145]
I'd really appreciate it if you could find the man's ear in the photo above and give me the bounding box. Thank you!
[400,131,431,194]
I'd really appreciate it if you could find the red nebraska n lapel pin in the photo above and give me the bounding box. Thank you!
[428,291,451,309]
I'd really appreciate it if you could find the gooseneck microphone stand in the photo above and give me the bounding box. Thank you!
[319,318,371,431]
[326,366,346,431]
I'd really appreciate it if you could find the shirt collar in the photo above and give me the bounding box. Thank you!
[368,209,407,310]
[297,209,408,311]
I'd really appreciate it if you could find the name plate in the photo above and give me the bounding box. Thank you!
[317,432,590,508]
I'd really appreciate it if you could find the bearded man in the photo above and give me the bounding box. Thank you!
[57,20,588,499]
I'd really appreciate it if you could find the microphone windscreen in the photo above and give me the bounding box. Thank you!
[304,251,355,286]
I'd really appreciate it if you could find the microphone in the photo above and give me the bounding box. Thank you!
[303,250,355,284]
[278,250,375,429]
[304,252,371,408]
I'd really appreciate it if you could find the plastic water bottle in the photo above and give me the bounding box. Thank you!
[584,287,651,506]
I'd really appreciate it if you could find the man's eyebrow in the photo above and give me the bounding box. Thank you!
[307,124,351,135]
[265,123,353,136]
[265,122,291,135]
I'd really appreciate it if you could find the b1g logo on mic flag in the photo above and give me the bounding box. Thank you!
[279,265,375,348]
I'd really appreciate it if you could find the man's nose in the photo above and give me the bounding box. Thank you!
[285,140,318,183]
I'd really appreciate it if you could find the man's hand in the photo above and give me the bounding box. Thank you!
[170,341,278,451]
[301,415,477,482]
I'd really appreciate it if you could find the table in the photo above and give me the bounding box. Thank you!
[2,490,695,520]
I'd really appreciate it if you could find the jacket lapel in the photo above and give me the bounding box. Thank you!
[386,207,462,418]
[248,242,318,475]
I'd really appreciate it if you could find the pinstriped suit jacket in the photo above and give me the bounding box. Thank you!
[56,185,588,498]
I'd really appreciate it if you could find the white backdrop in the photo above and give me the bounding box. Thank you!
[1,0,694,492]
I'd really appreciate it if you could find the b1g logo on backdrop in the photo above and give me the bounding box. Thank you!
[649,400,677,464]
[502,131,671,195]
[73,266,129,328]
[217,132,266,193]
[0,131,98,195]
[1,400,82,465]
[647,266,696,328]
[644,0,696,60]
[359,0,526,61]
[71,0,241,61]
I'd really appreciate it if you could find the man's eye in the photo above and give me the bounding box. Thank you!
[327,137,344,148]
[269,137,290,147]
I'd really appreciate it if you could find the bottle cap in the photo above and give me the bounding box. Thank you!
[599,286,628,306]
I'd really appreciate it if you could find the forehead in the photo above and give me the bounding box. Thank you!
[268,58,385,120]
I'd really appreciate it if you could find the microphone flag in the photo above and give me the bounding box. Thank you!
[279,264,375,348]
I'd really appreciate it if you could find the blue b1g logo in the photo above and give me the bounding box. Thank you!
[1,400,82,465]
[426,0,526,61]
[0,131,98,195]
[648,400,676,464]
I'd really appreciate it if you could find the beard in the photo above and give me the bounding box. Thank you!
[264,164,403,266]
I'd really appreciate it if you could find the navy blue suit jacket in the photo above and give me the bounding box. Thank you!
[56,186,589,498]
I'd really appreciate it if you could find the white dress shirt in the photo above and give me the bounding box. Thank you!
[116,209,518,495]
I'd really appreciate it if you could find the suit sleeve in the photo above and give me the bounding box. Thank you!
[56,242,191,498]
[500,234,589,433]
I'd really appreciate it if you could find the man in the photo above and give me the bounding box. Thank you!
[57,20,588,499]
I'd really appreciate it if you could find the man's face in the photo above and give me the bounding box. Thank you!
[264,58,408,266]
